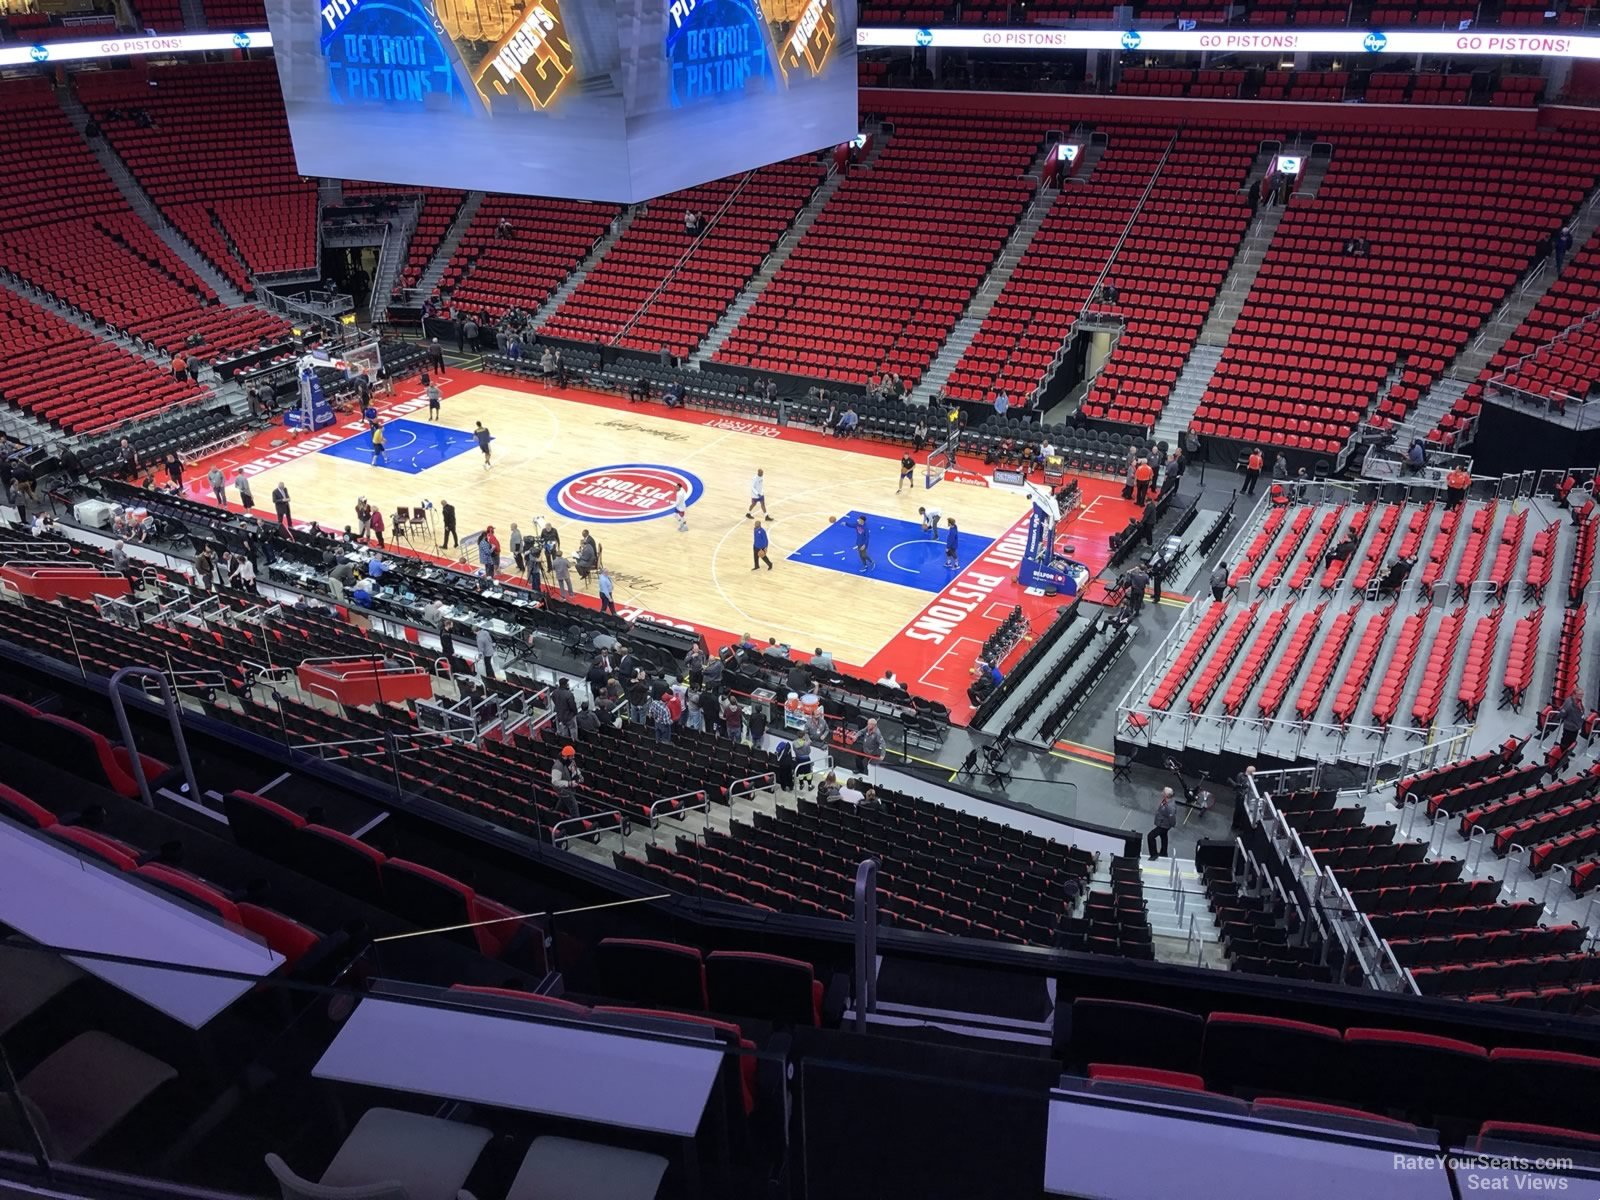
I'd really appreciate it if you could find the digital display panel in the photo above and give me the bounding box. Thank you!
[264,0,856,201]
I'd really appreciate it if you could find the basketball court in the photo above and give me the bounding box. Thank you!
[187,370,1142,719]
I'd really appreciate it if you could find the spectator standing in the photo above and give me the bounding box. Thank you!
[1148,788,1177,860]
[1445,464,1471,510]
[1122,447,1139,500]
[552,552,574,598]
[509,522,525,572]
[1125,565,1149,616]
[1560,691,1586,752]
[1242,448,1263,496]
[647,692,674,743]
[235,471,254,512]
[164,450,184,487]
[598,568,617,613]
[553,678,579,738]
[440,499,458,549]
[207,465,227,508]
[722,694,744,742]
[272,482,291,529]
[1210,561,1228,602]
[475,627,497,680]
[368,506,385,550]
[550,746,583,817]
[1133,457,1155,506]
[860,718,885,760]
[427,338,446,375]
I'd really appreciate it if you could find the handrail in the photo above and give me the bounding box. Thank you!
[852,857,879,1032]
[610,170,756,347]
[1076,127,1181,327]
[107,665,201,808]
[648,789,709,838]
[550,808,625,848]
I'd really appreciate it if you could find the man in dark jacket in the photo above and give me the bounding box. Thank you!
[552,677,579,737]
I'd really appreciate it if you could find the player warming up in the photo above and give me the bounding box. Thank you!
[752,520,773,570]
[850,514,875,573]
[919,505,941,538]
[746,469,768,519]
[897,451,916,493]
[674,484,689,532]
[945,517,960,568]
[474,421,493,469]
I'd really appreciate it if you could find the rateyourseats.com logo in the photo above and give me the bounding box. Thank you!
[1363,30,1388,52]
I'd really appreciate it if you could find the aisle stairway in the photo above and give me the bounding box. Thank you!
[1141,855,1227,968]
[913,190,1054,403]
[411,191,484,299]
[56,86,248,306]
[690,128,885,366]
[524,207,640,332]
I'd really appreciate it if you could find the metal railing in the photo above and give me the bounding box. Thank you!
[550,808,626,848]
[108,665,201,808]
[610,170,756,347]
[852,857,879,1032]
[648,790,710,840]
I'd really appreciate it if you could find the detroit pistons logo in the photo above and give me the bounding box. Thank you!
[546,464,704,523]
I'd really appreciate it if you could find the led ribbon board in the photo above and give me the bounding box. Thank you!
[855,25,1600,58]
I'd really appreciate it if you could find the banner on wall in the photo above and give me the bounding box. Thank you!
[857,25,1600,59]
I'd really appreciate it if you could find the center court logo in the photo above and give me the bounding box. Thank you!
[547,464,704,523]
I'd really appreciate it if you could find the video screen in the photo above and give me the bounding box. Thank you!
[264,0,857,202]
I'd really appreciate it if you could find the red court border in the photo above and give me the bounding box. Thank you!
[184,369,1143,722]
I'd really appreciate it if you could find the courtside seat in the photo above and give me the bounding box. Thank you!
[1067,998,1203,1073]
[595,938,708,1011]
[1200,1012,1344,1097]
[379,859,530,962]
[706,950,824,1026]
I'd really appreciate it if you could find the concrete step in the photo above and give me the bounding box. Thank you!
[413,191,485,299]
[691,147,860,365]
[57,85,248,305]
[530,206,639,332]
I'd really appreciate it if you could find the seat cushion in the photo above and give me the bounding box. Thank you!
[505,1136,668,1200]
[21,1031,177,1161]
[321,1107,491,1200]
[0,942,83,1036]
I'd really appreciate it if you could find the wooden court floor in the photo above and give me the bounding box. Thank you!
[218,376,1039,674]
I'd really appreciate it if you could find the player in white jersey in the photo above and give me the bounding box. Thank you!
[745,468,768,519]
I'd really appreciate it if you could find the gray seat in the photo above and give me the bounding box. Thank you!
[11,1031,177,1162]
[0,941,84,1037]
[267,1107,492,1200]
[460,1136,668,1200]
